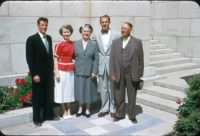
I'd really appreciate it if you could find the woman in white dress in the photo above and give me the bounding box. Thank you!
[54,24,75,119]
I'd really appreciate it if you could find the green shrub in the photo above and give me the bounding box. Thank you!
[174,76,200,136]
[0,73,32,113]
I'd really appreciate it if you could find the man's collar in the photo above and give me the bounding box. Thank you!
[38,32,46,38]
[101,29,110,34]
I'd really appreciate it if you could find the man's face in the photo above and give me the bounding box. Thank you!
[38,21,48,34]
[121,23,132,38]
[100,17,110,32]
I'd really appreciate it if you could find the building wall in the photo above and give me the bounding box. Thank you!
[0,1,151,78]
[151,1,200,58]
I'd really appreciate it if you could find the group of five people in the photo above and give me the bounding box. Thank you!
[26,15,144,127]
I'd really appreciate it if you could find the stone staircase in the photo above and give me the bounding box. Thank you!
[137,39,200,114]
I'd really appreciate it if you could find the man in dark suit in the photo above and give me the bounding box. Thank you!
[109,22,144,123]
[26,17,58,127]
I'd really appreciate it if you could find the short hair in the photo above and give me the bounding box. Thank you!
[59,24,73,35]
[37,17,48,25]
[123,22,133,29]
[79,24,93,33]
[100,15,111,22]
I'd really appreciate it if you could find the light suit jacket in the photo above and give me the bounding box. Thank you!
[74,39,99,76]
[109,36,144,82]
[94,30,120,76]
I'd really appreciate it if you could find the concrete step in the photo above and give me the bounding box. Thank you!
[142,86,186,101]
[149,49,175,55]
[154,79,188,92]
[156,63,200,74]
[149,44,167,50]
[150,58,191,67]
[161,67,200,78]
[150,53,183,61]
[137,93,179,114]
[150,39,160,44]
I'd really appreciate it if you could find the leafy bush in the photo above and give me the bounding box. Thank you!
[174,76,200,136]
[0,73,32,113]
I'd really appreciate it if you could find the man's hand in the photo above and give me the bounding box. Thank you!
[111,75,116,81]
[33,75,40,83]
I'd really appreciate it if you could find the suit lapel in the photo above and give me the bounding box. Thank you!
[97,33,106,54]
[129,36,136,60]
[36,33,49,54]
[117,37,123,61]
[85,40,92,52]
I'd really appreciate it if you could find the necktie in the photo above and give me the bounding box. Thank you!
[43,35,49,53]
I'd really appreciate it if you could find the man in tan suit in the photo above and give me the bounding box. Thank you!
[109,22,144,123]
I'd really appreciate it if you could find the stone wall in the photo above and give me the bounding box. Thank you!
[151,1,200,59]
[0,1,151,84]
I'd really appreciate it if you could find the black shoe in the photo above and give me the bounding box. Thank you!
[85,113,91,118]
[33,121,42,127]
[76,112,82,117]
[113,116,125,122]
[130,118,137,124]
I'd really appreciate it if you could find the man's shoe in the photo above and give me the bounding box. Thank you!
[113,116,125,122]
[98,112,109,117]
[53,116,60,120]
[33,122,42,127]
[110,112,116,118]
[130,118,137,124]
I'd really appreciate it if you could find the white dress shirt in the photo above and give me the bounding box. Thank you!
[122,36,130,49]
[101,30,111,52]
[38,32,49,52]
[82,40,88,51]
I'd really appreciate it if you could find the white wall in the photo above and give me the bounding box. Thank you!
[151,1,200,58]
[0,1,151,78]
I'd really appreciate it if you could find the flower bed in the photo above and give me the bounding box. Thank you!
[0,73,32,113]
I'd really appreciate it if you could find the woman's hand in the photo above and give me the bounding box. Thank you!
[111,75,116,81]
[55,72,60,82]
[91,73,97,79]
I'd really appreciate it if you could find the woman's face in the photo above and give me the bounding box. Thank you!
[62,28,71,41]
[81,27,91,41]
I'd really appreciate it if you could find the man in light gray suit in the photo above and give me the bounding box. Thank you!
[110,22,144,123]
[94,15,120,118]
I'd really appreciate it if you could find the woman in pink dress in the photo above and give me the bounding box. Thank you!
[54,24,75,119]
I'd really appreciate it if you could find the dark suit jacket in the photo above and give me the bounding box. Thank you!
[26,33,54,79]
[109,36,144,82]
[74,39,99,76]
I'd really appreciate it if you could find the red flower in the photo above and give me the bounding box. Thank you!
[15,78,26,85]
[15,78,20,85]
[19,79,26,85]
[19,96,29,104]
[28,91,32,97]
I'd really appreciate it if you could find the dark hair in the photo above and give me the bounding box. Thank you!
[37,17,48,25]
[123,22,133,29]
[100,15,111,22]
[59,24,73,35]
[79,24,93,33]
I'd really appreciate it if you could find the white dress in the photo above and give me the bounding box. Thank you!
[54,70,75,103]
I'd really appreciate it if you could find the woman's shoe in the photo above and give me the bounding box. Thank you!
[85,113,91,118]
[76,112,82,117]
